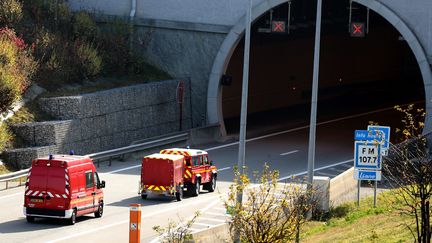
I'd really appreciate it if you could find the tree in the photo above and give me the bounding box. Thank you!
[225,164,315,243]
[383,104,432,243]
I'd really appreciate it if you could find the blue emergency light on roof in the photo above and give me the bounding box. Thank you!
[69,150,75,155]
[49,154,53,160]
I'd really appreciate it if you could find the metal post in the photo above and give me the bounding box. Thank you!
[357,180,360,206]
[348,0,352,33]
[235,0,252,242]
[306,0,323,196]
[237,0,252,204]
[287,1,292,34]
[373,180,377,207]
[366,8,370,34]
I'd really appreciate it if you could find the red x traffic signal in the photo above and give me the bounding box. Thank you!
[271,21,286,33]
[350,22,365,37]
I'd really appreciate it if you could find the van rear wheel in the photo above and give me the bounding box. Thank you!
[26,216,35,223]
[141,194,147,199]
[69,209,77,225]
[175,190,183,201]
[190,180,200,197]
[95,203,103,218]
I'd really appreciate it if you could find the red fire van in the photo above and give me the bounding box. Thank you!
[23,154,105,225]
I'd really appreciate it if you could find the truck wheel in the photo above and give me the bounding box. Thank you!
[141,194,148,199]
[69,209,77,225]
[175,190,183,201]
[208,175,217,192]
[95,203,103,218]
[191,180,200,197]
[26,216,35,223]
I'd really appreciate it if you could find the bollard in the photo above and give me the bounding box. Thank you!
[129,203,141,243]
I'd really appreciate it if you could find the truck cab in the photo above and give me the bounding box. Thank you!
[24,154,105,225]
[160,148,217,196]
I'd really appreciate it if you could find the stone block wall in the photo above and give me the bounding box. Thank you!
[5,80,192,169]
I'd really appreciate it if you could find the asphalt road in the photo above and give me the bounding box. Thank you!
[0,105,409,242]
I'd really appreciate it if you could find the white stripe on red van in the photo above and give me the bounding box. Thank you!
[65,188,69,195]
[38,193,44,197]
[65,174,69,180]
[62,194,67,198]
[32,191,39,196]
[26,190,33,196]
[47,192,54,197]
[55,194,61,198]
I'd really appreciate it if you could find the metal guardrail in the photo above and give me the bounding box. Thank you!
[0,132,189,190]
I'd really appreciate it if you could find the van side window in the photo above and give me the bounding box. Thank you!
[203,156,209,165]
[85,171,94,188]
[94,172,100,188]
[192,156,200,166]
[185,158,191,166]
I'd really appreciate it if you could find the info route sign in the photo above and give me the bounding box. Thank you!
[353,125,390,181]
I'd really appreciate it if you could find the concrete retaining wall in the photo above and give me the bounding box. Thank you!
[4,80,192,170]
[329,167,357,208]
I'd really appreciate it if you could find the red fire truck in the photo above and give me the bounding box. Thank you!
[140,148,217,201]
[23,154,105,225]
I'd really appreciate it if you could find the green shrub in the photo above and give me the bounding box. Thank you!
[74,40,102,79]
[0,123,12,151]
[97,19,131,74]
[72,11,98,41]
[0,28,37,113]
[0,0,23,27]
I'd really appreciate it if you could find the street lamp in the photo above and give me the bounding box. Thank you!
[236,0,253,205]
[307,0,323,196]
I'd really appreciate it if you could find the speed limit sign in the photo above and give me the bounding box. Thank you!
[354,141,381,170]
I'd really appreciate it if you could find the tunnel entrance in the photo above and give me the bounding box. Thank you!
[220,0,425,135]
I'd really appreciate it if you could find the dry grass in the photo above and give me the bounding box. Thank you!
[301,191,414,243]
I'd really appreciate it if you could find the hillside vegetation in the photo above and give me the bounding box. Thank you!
[0,0,170,159]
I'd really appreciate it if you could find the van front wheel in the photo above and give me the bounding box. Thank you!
[95,203,103,218]
[26,216,35,223]
[69,209,77,225]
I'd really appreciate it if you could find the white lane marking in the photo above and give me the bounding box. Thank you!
[47,195,221,243]
[189,223,227,234]
[218,167,231,172]
[278,159,353,181]
[149,196,223,243]
[204,105,404,152]
[315,171,337,177]
[205,212,229,217]
[0,192,23,200]
[105,164,141,174]
[197,217,226,223]
[280,150,299,156]
[193,222,214,227]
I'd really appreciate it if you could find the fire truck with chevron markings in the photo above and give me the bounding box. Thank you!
[140,148,217,201]
[23,154,105,225]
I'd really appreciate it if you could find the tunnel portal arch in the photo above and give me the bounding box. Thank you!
[207,0,432,135]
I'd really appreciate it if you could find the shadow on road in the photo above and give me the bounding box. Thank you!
[108,191,215,208]
[0,216,94,233]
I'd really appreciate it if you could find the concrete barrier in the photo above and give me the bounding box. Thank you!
[191,223,231,243]
[329,167,357,207]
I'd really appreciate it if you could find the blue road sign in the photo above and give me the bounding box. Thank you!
[354,130,384,141]
[368,125,391,149]
[354,169,382,181]
[354,141,381,170]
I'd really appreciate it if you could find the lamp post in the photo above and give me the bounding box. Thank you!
[235,0,252,241]
[306,0,323,196]
[237,0,253,206]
